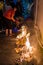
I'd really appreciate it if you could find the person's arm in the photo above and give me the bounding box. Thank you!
[11,13,15,22]
[10,10,16,22]
[11,14,20,26]
[11,17,15,22]
[11,10,20,26]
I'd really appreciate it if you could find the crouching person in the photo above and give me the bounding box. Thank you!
[3,6,18,36]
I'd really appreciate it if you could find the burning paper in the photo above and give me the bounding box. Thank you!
[15,25,34,62]
[16,25,27,39]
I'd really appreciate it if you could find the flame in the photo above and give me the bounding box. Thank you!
[17,26,27,39]
[26,37,30,49]
[15,25,40,63]
[22,26,27,36]
[15,25,34,62]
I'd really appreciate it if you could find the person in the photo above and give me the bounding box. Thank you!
[3,6,19,36]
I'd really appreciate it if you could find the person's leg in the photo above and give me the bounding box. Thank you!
[5,19,9,36]
[6,29,9,36]
[9,21,13,36]
[9,29,12,36]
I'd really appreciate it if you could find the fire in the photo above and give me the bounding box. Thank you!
[25,34,33,54]
[15,25,34,62]
[22,26,27,36]
[16,25,27,39]
[25,37,30,49]
[15,25,41,64]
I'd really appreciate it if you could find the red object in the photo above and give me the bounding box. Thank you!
[3,8,20,26]
[3,8,15,20]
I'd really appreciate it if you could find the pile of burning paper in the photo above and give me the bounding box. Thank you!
[15,25,34,62]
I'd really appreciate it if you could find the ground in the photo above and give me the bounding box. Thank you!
[0,19,43,65]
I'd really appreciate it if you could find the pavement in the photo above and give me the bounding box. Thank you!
[0,19,43,65]
[0,31,43,65]
[0,35,19,65]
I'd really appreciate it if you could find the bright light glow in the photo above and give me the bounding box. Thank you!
[22,26,27,36]
[15,25,34,62]
[17,26,27,39]
[15,25,41,63]
[26,37,30,49]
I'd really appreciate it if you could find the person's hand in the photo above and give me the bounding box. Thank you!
[16,20,20,26]
[11,17,15,22]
